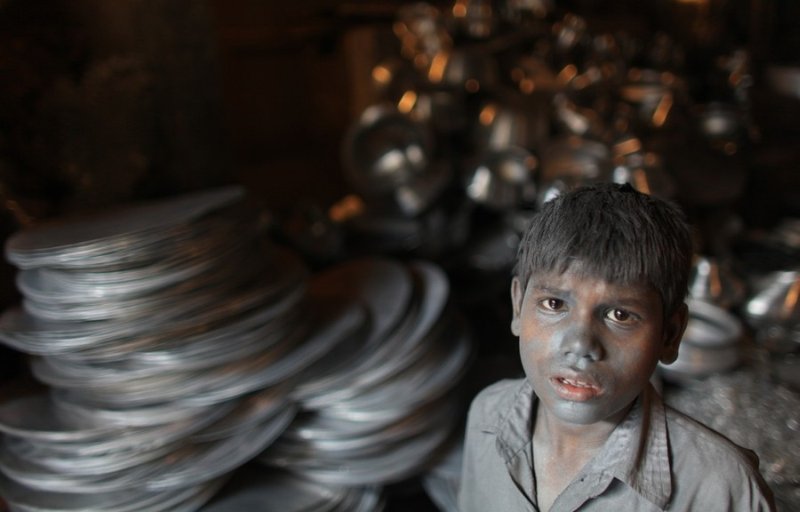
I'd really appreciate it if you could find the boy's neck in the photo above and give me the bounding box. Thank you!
[531,402,633,512]
[533,401,632,459]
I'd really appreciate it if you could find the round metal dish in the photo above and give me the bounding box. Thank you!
[0,472,227,512]
[422,436,462,512]
[5,186,244,269]
[203,466,384,512]
[0,394,116,443]
[0,186,348,507]
[296,260,452,409]
[263,258,471,487]
[292,258,414,403]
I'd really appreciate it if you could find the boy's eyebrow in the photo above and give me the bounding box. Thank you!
[530,282,657,306]
[531,284,571,296]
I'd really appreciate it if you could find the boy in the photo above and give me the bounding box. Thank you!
[458,183,775,511]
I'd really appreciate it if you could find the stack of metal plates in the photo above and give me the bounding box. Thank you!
[422,437,462,512]
[203,465,384,512]
[0,187,369,510]
[261,258,474,486]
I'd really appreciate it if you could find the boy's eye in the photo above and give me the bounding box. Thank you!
[540,298,565,311]
[606,308,633,323]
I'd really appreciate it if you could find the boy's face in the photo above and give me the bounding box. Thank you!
[511,262,686,427]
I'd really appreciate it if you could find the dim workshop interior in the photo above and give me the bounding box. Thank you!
[0,1,798,510]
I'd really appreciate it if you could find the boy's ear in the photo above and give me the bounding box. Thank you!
[660,302,688,364]
[510,276,523,336]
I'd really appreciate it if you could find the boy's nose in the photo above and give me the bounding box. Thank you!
[559,323,603,363]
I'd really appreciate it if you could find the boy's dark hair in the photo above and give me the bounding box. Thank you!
[514,183,693,317]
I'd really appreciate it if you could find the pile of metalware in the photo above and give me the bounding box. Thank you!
[0,186,473,511]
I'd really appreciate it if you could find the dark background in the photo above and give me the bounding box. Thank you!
[0,1,799,509]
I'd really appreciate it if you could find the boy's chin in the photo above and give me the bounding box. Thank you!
[540,389,640,427]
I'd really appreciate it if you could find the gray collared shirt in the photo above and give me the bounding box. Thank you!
[458,379,775,511]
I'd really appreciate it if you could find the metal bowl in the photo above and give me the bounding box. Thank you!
[681,298,742,349]
[342,105,434,196]
[659,298,743,381]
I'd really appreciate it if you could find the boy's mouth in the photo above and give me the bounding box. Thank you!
[551,376,601,401]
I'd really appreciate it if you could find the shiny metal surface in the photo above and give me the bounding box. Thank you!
[745,270,800,327]
[425,46,497,93]
[0,472,226,512]
[659,299,743,381]
[744,270,800,352]
[292,258,414,402]
[539,136,611,183]
[609,133,676,198]
[688,256,746,309]
[473,96,548,151]
[422,437,462,512]
[343,105,434,196]
[262,258,473,487]
[0,186,327,505]
[5,186,245,269]
[395,2,451,67]
[536,136,611,205]
[683,299,742,349]
[463,147,538,210]
[203,467,384,512]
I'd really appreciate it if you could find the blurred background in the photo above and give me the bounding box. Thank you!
[0,0,799,510]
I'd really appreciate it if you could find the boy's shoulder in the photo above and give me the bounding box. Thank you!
[467,378,528,431]
[661,401,774,509]
[663,402,761,469]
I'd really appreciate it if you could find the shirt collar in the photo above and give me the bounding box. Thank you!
[491,380,673,510]
[492,379,536,464]
[605,383,672,509]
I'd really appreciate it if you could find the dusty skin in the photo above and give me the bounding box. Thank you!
[510,264,686,511]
